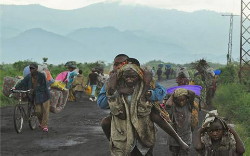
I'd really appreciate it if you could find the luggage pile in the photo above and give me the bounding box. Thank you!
[2,76,27,100]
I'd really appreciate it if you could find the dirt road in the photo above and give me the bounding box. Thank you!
[1,79,202,156]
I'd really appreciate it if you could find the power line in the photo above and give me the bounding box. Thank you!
[222,14,239,64]
[239,0,250,84]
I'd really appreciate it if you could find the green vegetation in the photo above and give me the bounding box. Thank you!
[213,63,250,155]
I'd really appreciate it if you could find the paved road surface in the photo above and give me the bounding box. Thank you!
[1,79,204,156]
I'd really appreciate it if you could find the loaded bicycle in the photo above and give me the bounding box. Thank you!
[11,89,38,133]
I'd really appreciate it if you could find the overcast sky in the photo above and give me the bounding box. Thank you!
[1,0,241,14]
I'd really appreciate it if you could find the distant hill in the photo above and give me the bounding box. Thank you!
[2,28,88,64]
[0,2,241,64]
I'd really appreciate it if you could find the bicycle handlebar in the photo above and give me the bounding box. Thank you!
[10,89,31,94]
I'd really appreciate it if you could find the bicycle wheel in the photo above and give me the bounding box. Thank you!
[13,105,24,133]
[28,104,38,130]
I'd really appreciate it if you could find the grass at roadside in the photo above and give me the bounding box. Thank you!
[213,83,250,155]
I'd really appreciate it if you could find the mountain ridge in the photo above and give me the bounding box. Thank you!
[1,3,239,64]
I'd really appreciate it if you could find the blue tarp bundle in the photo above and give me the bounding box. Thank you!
[214,69,222,75]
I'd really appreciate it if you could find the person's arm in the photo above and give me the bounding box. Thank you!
[38,73,50,98]
[97,72,118,109]
[97,84,109,109]
[149,83,167,101]
[14,75,29,90]
[194,127,206,152]
[228,125,245,155]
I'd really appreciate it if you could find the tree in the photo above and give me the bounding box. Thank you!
[13,60,33,71]
[42,57,48,63]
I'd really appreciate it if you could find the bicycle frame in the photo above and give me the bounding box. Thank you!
[12,89,38,133]
[14,90,31,120]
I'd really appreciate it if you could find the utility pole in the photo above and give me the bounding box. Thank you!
[222,14,239,64]
[239,0,250,84]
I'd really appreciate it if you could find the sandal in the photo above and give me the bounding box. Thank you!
[42,127,49,132]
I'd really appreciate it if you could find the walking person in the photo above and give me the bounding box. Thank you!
[87,68,99,101]
[65,62,78,102]
[194,110,245,156]
[165,88,198,156]
[107,64,189,155]
[157,67,162,81]
[151,67,156,78]
[192,59,215,106]
[72,70,85,102]
[176,67,190,86]
[14,63,50,132]
[97,56,185,148]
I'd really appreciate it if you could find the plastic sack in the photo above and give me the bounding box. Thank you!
[55,71,68,82]
[2,76,28,101]
[50,89,69,113]
[167,85,203,96]
[50,81,66,90]
[214,69,222,75]
[85,85,92,95]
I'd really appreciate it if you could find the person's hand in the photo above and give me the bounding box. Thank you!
[160,103,166,109]
[118,87,134,95]
[29,88,35,94]
[145,90,152,101]
[10,87,15,93]
[227,124,236,134]
[143,70,153,86]
[107,72,117,89]
[106,72,118,94]
[198,127,206,134]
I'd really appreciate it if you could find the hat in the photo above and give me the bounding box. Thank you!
[65,61,77,68]
[29,63,38,69]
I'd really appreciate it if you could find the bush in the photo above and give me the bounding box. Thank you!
[217,64,239,84]
[213,83,250,154]
[213,83,250,131]
[212,64,250,154]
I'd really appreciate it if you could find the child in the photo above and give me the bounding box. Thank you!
[194,110,245,156]
[166,88,198,156]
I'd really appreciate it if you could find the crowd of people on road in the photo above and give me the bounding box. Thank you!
[9,60,108,132]
[156,64,175,81]
[6,54,245,155]
[96,54,245,156]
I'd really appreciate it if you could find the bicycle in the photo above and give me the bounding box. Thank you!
[11,89,38,133]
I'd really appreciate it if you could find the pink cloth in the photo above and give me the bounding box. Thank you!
[160,103,166,109]
[55,71,68,82]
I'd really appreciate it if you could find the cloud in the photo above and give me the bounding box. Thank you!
[119,0,240,13]
[1,0,240,14]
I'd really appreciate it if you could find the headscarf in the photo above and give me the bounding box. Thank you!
[117,64,144,80]
[202,110,228,130]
